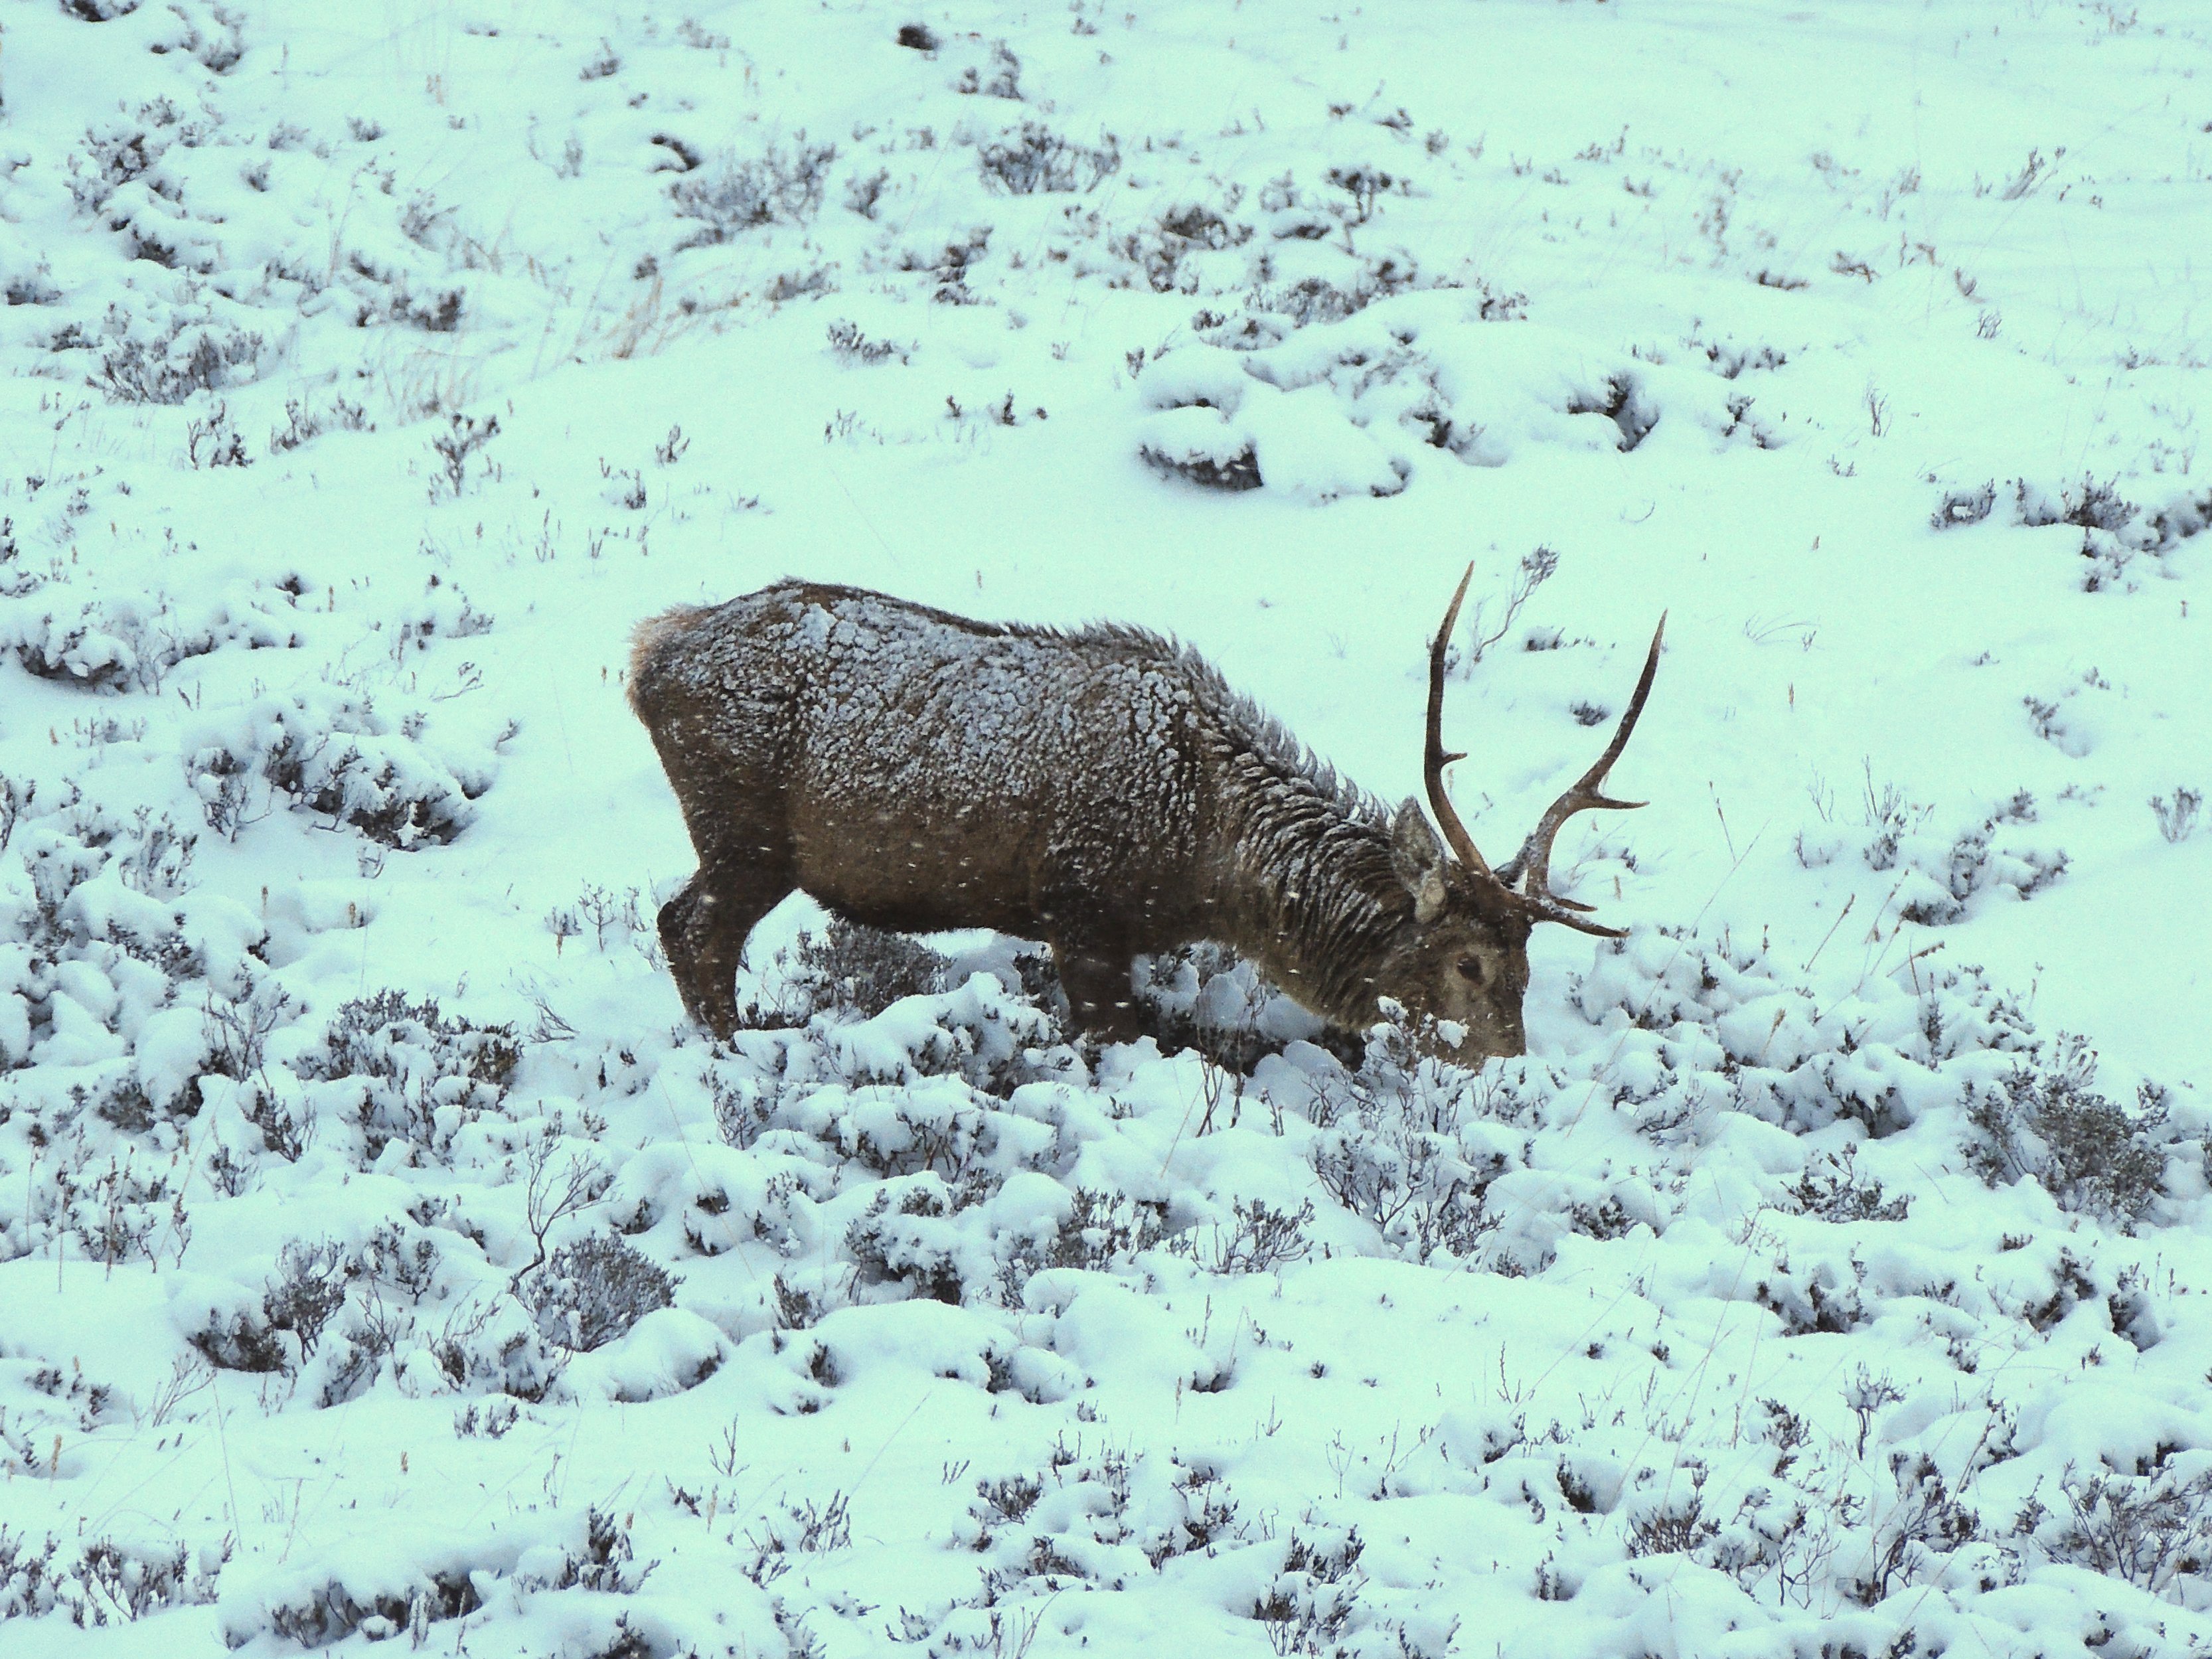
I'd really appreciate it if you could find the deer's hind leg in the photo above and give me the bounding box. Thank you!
[660,851,791,1038]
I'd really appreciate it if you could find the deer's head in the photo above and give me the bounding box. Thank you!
[1375,566,1665,1062]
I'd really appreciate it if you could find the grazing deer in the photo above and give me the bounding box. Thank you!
[628,572,1662,1060]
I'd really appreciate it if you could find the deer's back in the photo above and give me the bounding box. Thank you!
[630,582,1218,934]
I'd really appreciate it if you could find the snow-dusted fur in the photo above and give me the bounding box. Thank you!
[630,581,1532,1049]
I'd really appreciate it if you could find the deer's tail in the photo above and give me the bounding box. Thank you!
[625,604,710,719]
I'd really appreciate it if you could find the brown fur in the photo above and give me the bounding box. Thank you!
[629,581,1551,1058]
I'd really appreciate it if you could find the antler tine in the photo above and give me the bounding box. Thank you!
[1498,613,1667,904]
[1525,903,1629,939]
[1424,562,1493,878]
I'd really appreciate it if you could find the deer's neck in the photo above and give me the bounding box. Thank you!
[1202,750,1405,1028]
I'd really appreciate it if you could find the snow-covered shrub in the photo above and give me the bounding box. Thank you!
[846,1180,983,1304]
[266,394,370,454]
[2145,485,2212,547]
[186,689,496,846]
[427,412,499,500]
[2151,786,2203,843]
[112,808,198,898]
[1753,1253,1869,1336]
[1,577,306,696]
[1135,941,1324,1071]
[1846,1452,1980,1606]
[242,1559,481,1649]
[2017,474,2137,533]
[1138,418,1262,491]
[254,1238,353,1351]
[917,1453,1253,1643]
[1569,927,2039,1140]
[1841,783,2068,924]
[356,1219,441,1303]
[298,990,519,1164]
[453,1398,520,1439]
[1565,373,1660,451]
[519,1507,656,1596]
[740,1492,850,1585]
[996,1188,1166,1304]
[184,401,250,469]
[93,326,264,406]
[1112,195,1252,294]
[2005,473,2173,590]
[0,775,26,854]
[669,137,837,244]
[959,1442,1150,1589]
[200,979,293,1084]
[425,1297,570,1401]
[820,1077,994,1178]
[170,1,242,74]
[813,972,1066,1098]
[5,593,207,692]
[710,983,1072,1199]
[1901,825,2067,925]
[1139,327,1467,500]
[1252,1524,1370,1655]
[1257,266,1415,331]
[746,917,949,1024]
[950,38,1024,100]
[307,991,518,1092]
[970,1471,1042,1531]
[1966,1036,2170,1227]
[190,1238,352,1373]
[1790,1148,1911,1223]
[0,1528,61,1621]
[1625,1469,1721,1558]
[843,167,890,218]
[1166,1197,1315,1275]
[1306,1026,1515,1263]
[0,1530,224,1626]
[0,795,270,1142]
[56,1,145,23]
[2041,1458,2212,1601]
[528,1234,677,1352]
[1694,1469,1828,1604]
[44,1150,180,1267]
[825,318,909,366]
[2015,1247,2102,1334]
[65,102,182,221]
[975,122,1119,194]
[1932,481,1996,529]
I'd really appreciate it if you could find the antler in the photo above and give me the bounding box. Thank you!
[1424,562,1494,878]
[1496,615,1666,934]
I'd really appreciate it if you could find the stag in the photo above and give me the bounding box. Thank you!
[628,572,1662,1060]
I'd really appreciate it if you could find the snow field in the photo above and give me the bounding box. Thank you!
[1,1,2210,1656]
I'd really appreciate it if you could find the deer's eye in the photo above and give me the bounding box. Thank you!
[1455,956,1484,985]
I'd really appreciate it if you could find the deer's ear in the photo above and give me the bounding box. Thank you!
[1391,799,1450,923]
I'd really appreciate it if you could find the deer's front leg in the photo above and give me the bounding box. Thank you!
[1049,937,1146,1045]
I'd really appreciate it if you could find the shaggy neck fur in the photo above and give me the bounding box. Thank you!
[1194,720,1410,1030]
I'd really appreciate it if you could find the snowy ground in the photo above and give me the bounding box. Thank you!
[2,0,2210,1654]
